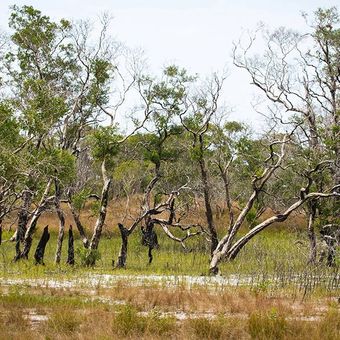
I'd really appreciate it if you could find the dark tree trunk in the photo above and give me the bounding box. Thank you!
[0,225,2,245]
[116,223,129,268]
[18,204,48,260]
[148,247,153,264]
[14,190,32,258]
[34,226,50,265]
[55,180,65,264]
[66,225,75,265]
[16,180,53,261]
[141,222,159,264]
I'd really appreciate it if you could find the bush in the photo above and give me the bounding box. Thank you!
[318,308,340,340]
[47,309,81,334]
[248,308,287,339]
[76,247,101,266]
[112,304,175,337]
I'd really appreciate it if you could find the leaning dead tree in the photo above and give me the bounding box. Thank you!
[209,135,340,273]
[232,8,340,264]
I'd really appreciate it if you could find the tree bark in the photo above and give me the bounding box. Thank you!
[55,180,65,264]
[116,223,129,268]
[16,180,53,261]
[67,200,89,248]
[86,159,111,265]
[198,134,218,256]
[141,222,159,264]
[14,189,32,258]
[209,191,339,274]
[34,226,50,265]
[66,225,75,265]
[307,207,317,264]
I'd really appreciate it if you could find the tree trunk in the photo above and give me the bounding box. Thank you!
[66,225,75,265]
[14,189,32,257]
[221,170,234,228]
[16,180,53,261]
[0,224,2,245]
[307,210,317,264]
[67,200,89,248]
[116,223,129,268]
[55,180,65,264]
[141,222,159,264]
[148,247,153,264]
[198,134,218,255]
[86,160,111,265]
[209,192,338,274]
[17,189,32,240]
[34,226,50,265]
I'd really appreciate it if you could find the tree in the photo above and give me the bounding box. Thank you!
[180,73,226,256]
[3,5,127,262]
[208,7,340,273]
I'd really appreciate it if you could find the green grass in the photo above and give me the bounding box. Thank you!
[0,226,338,292]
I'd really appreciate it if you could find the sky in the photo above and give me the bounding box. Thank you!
[0,0,338,131]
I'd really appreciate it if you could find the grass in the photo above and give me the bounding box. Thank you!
[0,283,339,339]
[0,226,338,294]
[0,205,339,338]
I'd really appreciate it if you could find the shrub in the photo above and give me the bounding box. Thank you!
[248,308,287,339]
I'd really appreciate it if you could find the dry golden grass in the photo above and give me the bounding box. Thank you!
[1,282,339,340]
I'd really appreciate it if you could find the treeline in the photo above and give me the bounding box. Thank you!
[0,6,339,273]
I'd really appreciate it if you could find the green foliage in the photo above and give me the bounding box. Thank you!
[0,102,20,147]
[20,79,68,135]
[76,247,101,267]
[72,188,92,211]
[89,126,121,161]
[28,148,76,183]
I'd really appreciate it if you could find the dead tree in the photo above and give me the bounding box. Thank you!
[115,183,203,268]
[15,179,55,261]
[55,178,66,264]
[141,222,159,264]
[233,12,340,264]
[34,225,50,265]
[66,225,75,265]
[67,197,89,248]
[210,184,340,274]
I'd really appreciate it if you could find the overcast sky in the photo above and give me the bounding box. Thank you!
[0,0,338,131]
